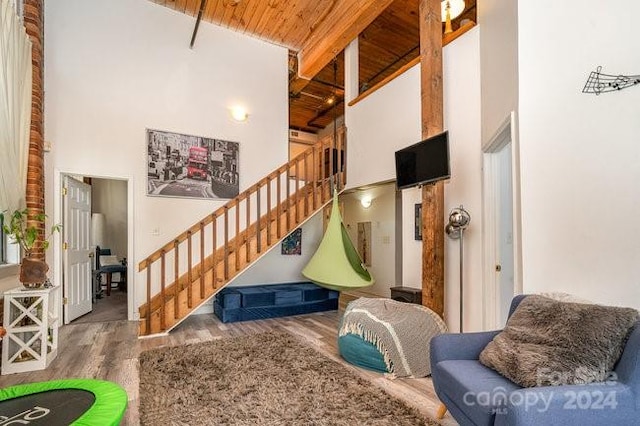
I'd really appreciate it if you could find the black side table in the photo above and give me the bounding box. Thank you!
[390,286,422,304]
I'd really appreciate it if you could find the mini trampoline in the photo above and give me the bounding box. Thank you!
[0,379,127,425]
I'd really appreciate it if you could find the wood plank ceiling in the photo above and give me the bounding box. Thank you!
[149,0,477,134]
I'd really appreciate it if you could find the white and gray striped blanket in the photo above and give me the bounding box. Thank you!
[339,297,448,378]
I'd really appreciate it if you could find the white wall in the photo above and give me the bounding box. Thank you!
[518,0,640,308]
[342,183,396,297]
[346,67,421,190]
[44,0,288,315]
[401,187,423,289]
[92,178,128,260]
[231,213,323,287]
[346,28,483,331]
[194,212,324,314]
[478,0,518,144]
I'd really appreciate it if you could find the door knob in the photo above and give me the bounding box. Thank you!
[495,264,502,272]
[88,252,95,258]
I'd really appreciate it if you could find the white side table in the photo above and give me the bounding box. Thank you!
[2,286,59,375]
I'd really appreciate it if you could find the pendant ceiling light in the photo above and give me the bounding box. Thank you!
[441,0,465,34]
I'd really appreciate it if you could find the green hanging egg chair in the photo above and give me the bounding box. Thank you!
[302,191,374,291]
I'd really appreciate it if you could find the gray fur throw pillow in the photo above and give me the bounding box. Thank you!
[479,295,638,387]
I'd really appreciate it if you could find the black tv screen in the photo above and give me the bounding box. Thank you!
[395,131,450,190]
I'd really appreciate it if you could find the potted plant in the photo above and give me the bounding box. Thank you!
[1,209,61,288]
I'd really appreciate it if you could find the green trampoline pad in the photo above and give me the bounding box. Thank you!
[0,379,127,426]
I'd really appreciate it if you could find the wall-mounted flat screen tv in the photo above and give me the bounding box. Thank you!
[395,130,450,190]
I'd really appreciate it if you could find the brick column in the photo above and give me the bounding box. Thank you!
[23,0,45,261]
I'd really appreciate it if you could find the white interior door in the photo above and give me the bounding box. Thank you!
[496,143,514,325]
[63,176,92,323]
[483,112,523,330]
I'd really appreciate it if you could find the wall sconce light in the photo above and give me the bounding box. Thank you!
[441,0,465,34]
[230,105,248,122]
[360,196,372,209]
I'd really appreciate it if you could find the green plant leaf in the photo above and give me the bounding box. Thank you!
[1,209,60,254]
[24,227,37,250]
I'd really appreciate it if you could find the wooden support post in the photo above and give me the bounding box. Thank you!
[174,241,179,319]
[187,231,193,309]
[286,165,291,231]
[312,146,318,209]
[200,222,205,298]
[295,160,300,224]
[256,190,262,253]
[145,262,151,334]
[235,203,240,271]
[266,178,272,246]
[245,196,251,262]
[420,0,445,318]
[276,175,282,239]
[223,207,229,279]
[160,250,166,331]
[211,213,217,289]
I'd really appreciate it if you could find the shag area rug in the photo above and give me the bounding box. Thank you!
[139,331,438,425]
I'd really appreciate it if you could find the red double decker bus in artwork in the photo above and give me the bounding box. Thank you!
[187,146,208,180]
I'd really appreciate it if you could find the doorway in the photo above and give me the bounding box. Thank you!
[60,173,133,324]
[340,181,397,297]
[482,112,523,330]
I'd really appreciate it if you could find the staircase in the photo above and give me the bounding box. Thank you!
[137,127,347,336]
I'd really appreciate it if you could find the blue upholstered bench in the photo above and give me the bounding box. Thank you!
[213,282,339,323]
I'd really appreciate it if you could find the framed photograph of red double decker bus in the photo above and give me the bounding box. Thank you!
[146,129,239,200]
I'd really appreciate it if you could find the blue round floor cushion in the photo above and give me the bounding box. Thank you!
[338,333,389,373]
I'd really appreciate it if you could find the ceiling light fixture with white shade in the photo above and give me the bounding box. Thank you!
[441,0,465,34]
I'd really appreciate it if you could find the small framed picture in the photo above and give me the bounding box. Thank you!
[415,203,422,241]
[281,228,302,255]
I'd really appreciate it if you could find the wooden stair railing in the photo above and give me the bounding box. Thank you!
[137,127,347,336]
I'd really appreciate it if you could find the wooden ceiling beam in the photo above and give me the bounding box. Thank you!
[290,78,311,97]
[297,0,395,80]
[307,98,344,127]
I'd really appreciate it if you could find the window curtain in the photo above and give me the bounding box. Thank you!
[0,0,31,213]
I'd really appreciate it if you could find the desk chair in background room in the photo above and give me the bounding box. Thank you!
[95,246,127,297]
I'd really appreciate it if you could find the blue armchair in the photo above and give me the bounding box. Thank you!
[430,295,640,426]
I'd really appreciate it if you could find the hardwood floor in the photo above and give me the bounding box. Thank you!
[72,288,128,324]
[0,311,458,426]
